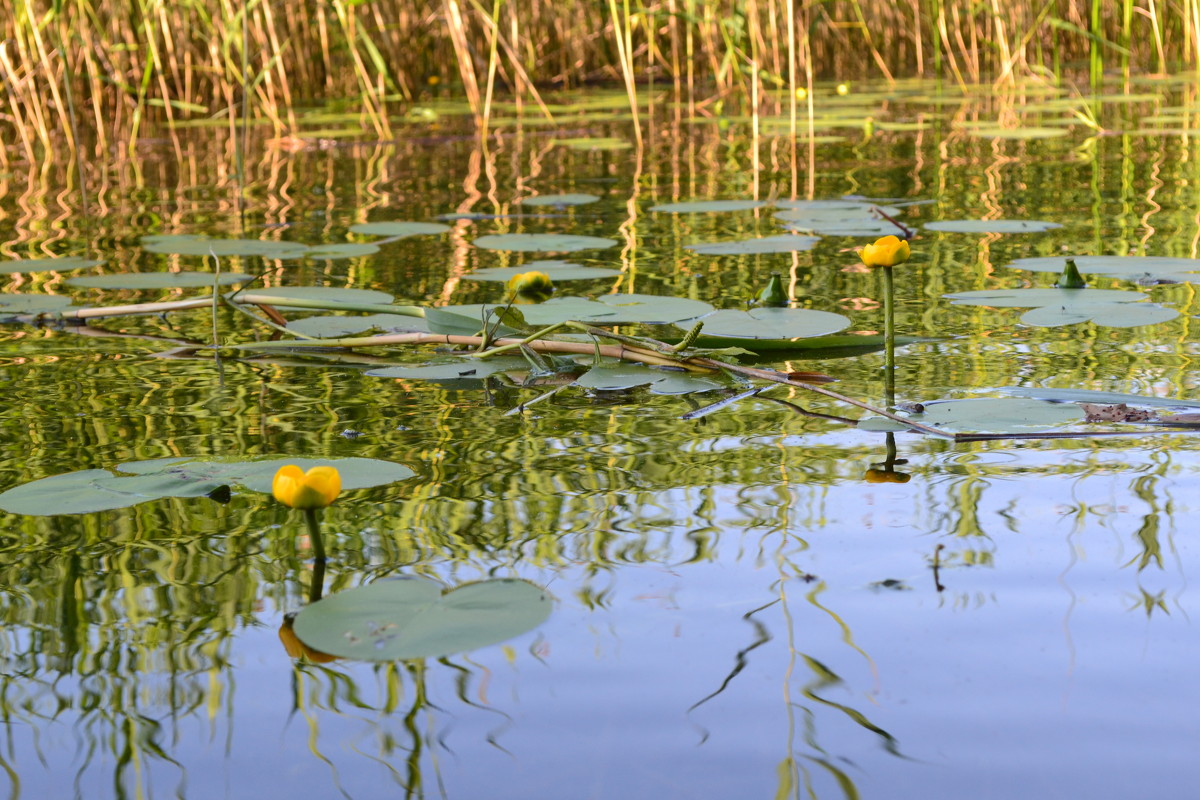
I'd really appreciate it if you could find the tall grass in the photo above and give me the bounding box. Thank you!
[1,0,1196,160]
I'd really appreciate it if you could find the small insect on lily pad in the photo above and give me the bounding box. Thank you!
[944,287,1179,328]
[347,221,452,237]
[650,199,768,213]
[67,272,253,289]
[924,220,1063,233]
[0,256,104,274]
[292,576,552,661]
[685,234,821,255]
[142,235,311,259]
[472,233,619,253]
[0,456,415,515]
[518,193,600,207]
[462,260,621,282]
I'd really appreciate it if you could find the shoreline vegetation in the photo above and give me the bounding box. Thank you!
[1,0,1198,160]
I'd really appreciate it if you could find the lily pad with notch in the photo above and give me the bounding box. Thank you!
[0,456,415,516]
[292,577,552,661]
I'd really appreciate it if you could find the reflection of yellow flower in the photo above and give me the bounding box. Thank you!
[279,617,339,663]
[864,468,911,484]
[860,235,911,268]
[794,87,808,101]
[272,465,342,510]
[836,82,851,96]
[506,270,555,296]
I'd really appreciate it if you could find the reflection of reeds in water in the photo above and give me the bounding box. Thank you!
[1,0,1197,159]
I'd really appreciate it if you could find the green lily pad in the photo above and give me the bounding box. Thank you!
[685,234,821,255]
[1007,255,1200,280]
[553,137,631,151]
[907,398,1085,433]
[650,200,767,213]
[0,256,104,274]
[67,271,252,289]
[0,456,415,516]
[142,235,310,259]
[472,234,618,253]
[945,286,1177,327]
[967,126,1070,139]
[366,356,527,381]
[0,293,76,313]
[288,313,429,338]
[681,307,851,340]
[999,387,1200,409]
[945,287,1148,308]
[924,220,1063,233]
[574,363,723,394]
[303,243,381,259]
[236,286,395,304]
[347,221,451,237]
[521,294,714,325]
[463,260,621,282]
[423,305,521,337]
[519,193,600,207]
[292,577,552,661]
[773,201,906,237]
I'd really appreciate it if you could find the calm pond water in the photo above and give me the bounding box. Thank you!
[3,79,1200,798]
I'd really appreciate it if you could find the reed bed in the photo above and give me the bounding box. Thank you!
[1,0,1197,159]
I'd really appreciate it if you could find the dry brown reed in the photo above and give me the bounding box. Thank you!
[0,0,1196,159]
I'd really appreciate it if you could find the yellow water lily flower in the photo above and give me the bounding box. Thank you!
[860,235,911,268]
[506,270,555,296]
[272,464,342,510]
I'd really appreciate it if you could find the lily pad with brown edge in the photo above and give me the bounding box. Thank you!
[0,456,415,516]
[292,577,552,662]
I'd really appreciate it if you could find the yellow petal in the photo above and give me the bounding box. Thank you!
[860,235,911,268]
[272,464,341,509]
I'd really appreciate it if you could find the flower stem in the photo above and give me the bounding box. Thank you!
[881,264,896,408]
[304,508,327,603]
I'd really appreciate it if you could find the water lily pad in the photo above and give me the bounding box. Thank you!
[681,307,851,340]
[945,286,1177,327]
[366,357,527,381]
[288,313,428,338]
[0,293,76,313]
[522,294,714,325]
[292,577,552,661]
[907,398,1084,433]
[303,243,381,259]
[924,220,1063,233]
[553,137,631,151]
[0,456,415,515]
[236,286,395,304]
[0,256,104,274]
[967,126,1070,139]
[685,234,821,255]
[142,235,310,259]
[67,271,252,289]
[463,260,621,282]
[347,221,451,237]
[574,363,723,394]
[650,200,767,213]
[999,387,1200,409]
[472,234,618,253]
[945,287,1148,308]
[774,201,906,236]
[1007,255,1200,281]
[519,193,599,207]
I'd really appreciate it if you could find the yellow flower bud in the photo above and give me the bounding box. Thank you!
[506,270,555,297]
[272,464,342,510]
[860,235,911,268]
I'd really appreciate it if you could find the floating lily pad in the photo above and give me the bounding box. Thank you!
[67,271,252,289]
[292,577,552,661]
[142,235,310,259]
[1006,255,1200,281]
[650,200,767,213]
[774,201,906,236]
[472,233,618,253]
[0,456,415,515]
[967,126,1070,139]
[907,398,1085,433]
[680,307,851,340]
[288,313,428,338]
[236,286,395,304]
[522,294,714,325]
[347,221,451,237]
[685,234,821,255]
[303,243,381,260]
[999,387,1200,409]
[574,362,723,394]
[945,287,1178,327]
[463,260,620,282]
[366,357,527,381]
[0,293,76,313]
[0,256,104,274]
[552,137,631,151]
[519,193,600,207]
[924,220,1063,233]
